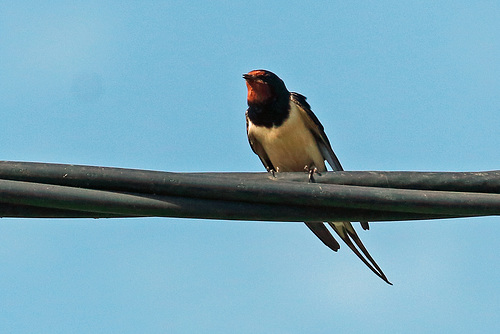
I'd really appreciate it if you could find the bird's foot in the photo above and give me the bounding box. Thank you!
[304,165,321,183]
[266,167,277,177]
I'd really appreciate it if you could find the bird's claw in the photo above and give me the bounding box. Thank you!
[304,165,321,183]
[266,167,277,177]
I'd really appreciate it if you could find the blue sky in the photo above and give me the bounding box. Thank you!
[1,1,499,333]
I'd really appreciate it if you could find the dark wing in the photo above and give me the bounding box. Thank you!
[290,92,343,171]
[291,93,369,231]
[246,110,275,172]
[304,222,340,251]
[292,93,375,234]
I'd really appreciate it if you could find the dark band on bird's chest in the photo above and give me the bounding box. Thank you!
[246,99,290,128]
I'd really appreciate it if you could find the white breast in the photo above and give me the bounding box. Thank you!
[248,102,326,172]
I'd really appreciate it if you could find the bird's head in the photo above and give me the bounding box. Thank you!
[243,70,288,106]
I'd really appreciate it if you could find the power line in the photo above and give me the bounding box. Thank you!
[1,161,499,222]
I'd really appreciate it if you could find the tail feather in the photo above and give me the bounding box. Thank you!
[329,222,392,285]
[305,222,340,252]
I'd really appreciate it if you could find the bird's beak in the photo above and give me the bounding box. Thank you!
[242,73,254,81]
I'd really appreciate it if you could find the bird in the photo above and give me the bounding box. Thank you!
[243,69,391,284]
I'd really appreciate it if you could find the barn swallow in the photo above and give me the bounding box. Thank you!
[244,69,391,284]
